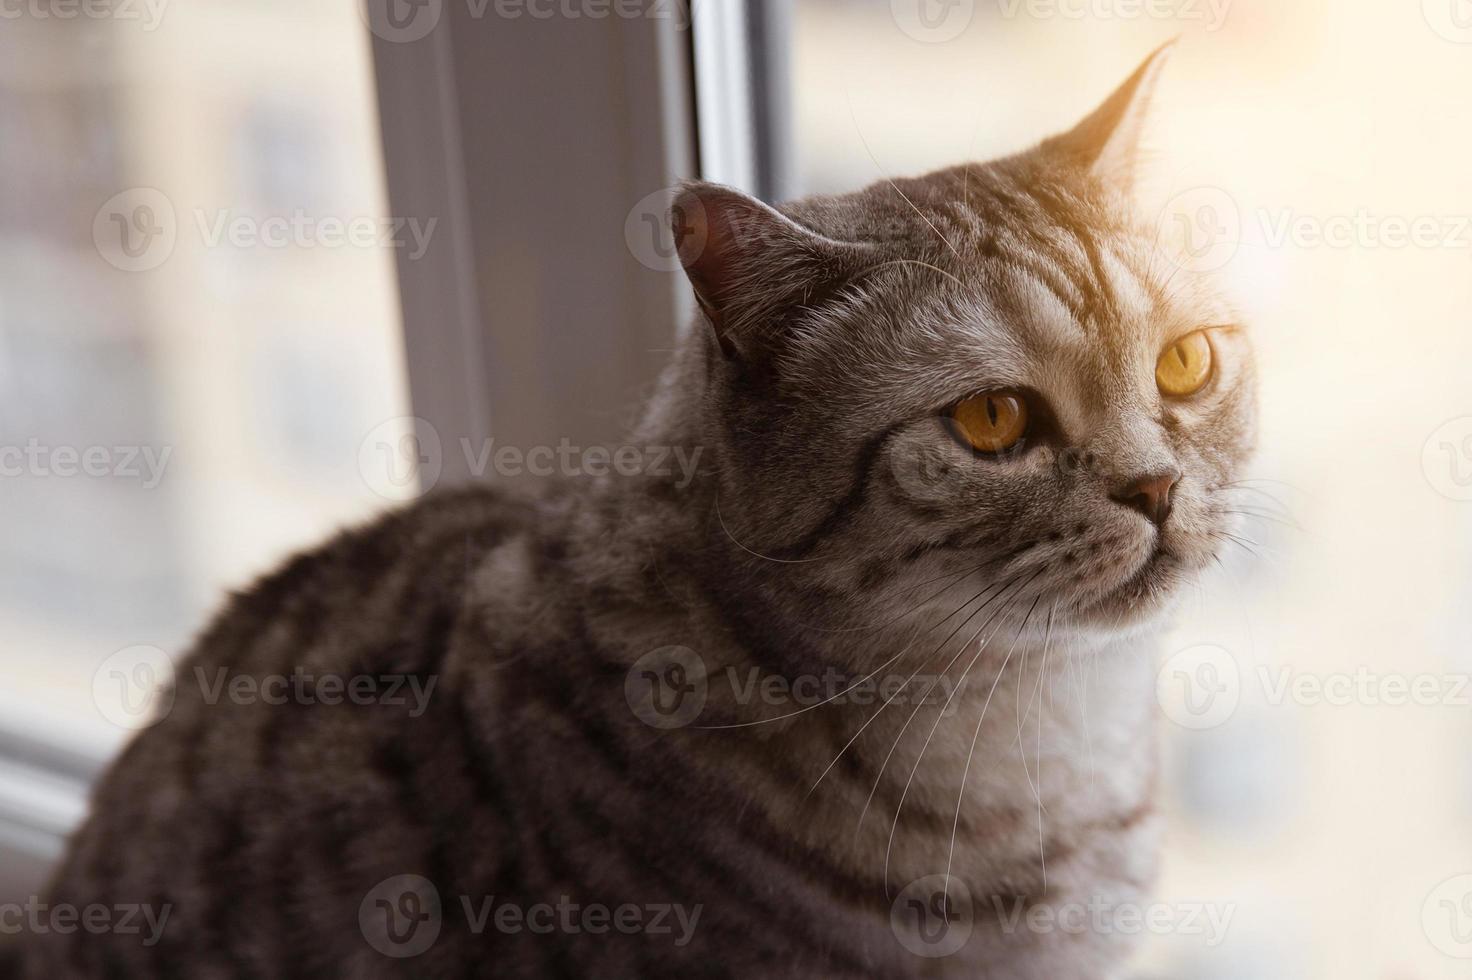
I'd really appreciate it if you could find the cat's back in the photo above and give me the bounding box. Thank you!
[24,483,558,977]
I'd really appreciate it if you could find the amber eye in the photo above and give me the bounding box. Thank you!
[1156,331,1214,397]
[950,392,1028,454]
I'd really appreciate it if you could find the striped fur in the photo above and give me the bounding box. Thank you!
[14,49,1253,979]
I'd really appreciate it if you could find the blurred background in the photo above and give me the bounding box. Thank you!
[0,0,411,891]
[2,0,1471,976]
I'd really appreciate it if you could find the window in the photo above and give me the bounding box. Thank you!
[0,2,409,887]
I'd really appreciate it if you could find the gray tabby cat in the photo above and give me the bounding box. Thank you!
[7,44,1254,979]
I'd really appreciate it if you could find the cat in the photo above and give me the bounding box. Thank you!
[6,42,1254,979]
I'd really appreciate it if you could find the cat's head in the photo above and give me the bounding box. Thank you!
[669,45,1255,637]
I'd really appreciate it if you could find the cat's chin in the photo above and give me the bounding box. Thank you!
[1069,545,1187,629]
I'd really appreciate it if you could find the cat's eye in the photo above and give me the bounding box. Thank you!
[949,392,1028,454]
[1155,331,1214,397]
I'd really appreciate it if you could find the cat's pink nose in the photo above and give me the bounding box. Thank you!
[1110,471,1180,527]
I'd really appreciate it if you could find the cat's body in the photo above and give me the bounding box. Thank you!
[22,480,1156,979]
[9,45,1253,979]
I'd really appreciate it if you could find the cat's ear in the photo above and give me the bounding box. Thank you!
[672,182,874,362]
[1044,40,1175,192]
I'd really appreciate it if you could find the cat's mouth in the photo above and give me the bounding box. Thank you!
[1080,541,1180,618]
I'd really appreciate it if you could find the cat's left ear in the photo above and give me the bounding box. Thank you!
[1044,40,1175,193]
[670,182,876,364]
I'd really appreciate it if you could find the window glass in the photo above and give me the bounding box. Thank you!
[0,2,411,753]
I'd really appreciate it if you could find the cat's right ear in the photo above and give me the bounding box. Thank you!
[1043,40,1174,194]
[672,182,873,363]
